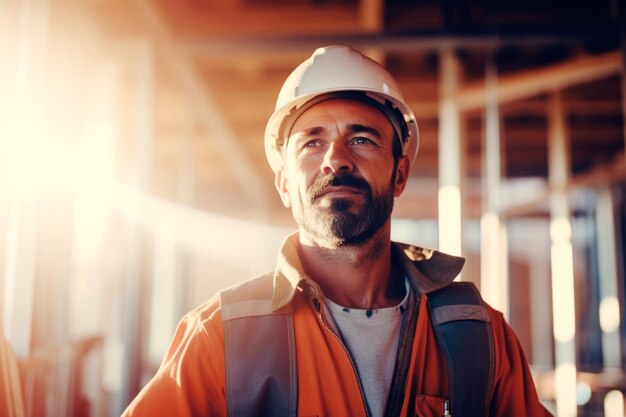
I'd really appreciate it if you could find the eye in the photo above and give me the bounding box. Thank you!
[295,139,324,155]
[351,136,375,145]
[301,139,323,149]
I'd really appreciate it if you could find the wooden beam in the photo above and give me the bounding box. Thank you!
[457,51,622,111]
[154,0,362,38]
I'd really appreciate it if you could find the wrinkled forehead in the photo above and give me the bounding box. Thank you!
[283,94,405,149]
[288,98,395,137]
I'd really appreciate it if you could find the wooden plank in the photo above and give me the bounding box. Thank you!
[457,51,622,111]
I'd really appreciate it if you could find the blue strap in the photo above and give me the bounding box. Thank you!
[427,282,495,417]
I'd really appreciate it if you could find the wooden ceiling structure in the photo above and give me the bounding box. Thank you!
[88,0,626,226]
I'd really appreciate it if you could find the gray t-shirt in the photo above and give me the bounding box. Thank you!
[323,279,410,417]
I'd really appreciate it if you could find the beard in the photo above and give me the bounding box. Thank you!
[295,172,395,246]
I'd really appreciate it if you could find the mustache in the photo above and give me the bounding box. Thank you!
[309,174,371,200]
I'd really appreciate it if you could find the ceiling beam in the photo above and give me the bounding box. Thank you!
[456,51,622,110]
[182,32,598,57]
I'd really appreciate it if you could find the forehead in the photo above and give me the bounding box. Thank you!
[290,98,394,135]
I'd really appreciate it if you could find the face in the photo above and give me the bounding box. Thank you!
[275,98,410,247]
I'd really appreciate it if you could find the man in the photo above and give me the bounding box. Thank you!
[123,45,552,417]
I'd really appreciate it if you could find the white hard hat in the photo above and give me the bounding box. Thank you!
[264,45,419,173]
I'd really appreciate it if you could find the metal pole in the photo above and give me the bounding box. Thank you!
[438,49,463,258]
[547,91,578,417]
[528,222,554,369]
[480,57,508,316]
[595,186,622,370]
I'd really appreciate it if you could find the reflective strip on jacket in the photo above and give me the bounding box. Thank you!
[122,232,552,417]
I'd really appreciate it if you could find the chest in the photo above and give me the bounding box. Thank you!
[292,296,449,417]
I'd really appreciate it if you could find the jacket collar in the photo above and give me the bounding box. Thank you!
[270,231,465,312]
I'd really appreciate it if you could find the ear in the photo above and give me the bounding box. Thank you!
[393,156,410,197]
[274,168,292,208]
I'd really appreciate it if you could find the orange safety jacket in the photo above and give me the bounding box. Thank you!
[122,233,553,417]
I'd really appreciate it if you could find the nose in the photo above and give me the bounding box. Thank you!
[321,142,354,174]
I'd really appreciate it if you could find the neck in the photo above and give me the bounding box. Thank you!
[297,223,404,309]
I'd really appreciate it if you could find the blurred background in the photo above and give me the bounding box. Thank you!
[0,0,625,416]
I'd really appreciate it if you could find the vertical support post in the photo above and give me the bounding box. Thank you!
[547,91,577,417]
[116,41,154,415]
[604,390,624,417]
[70,66,119,339]
[1,0,50,361]
[69,58,121,416]
[438,49,463,258]
[2,202,37,359]
[595,186,622,370]
[528,222,554,368]
[618,0,626,165]
[480,57,509,317]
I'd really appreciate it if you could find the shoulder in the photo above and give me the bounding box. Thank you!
[178,272,277,333]
[174,273,275,337]
[219,272,275,305]
[189,273,274,314]
[219,272,280,321]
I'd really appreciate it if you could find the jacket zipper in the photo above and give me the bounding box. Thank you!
[315,306,371,417]
[443,400,451,416]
